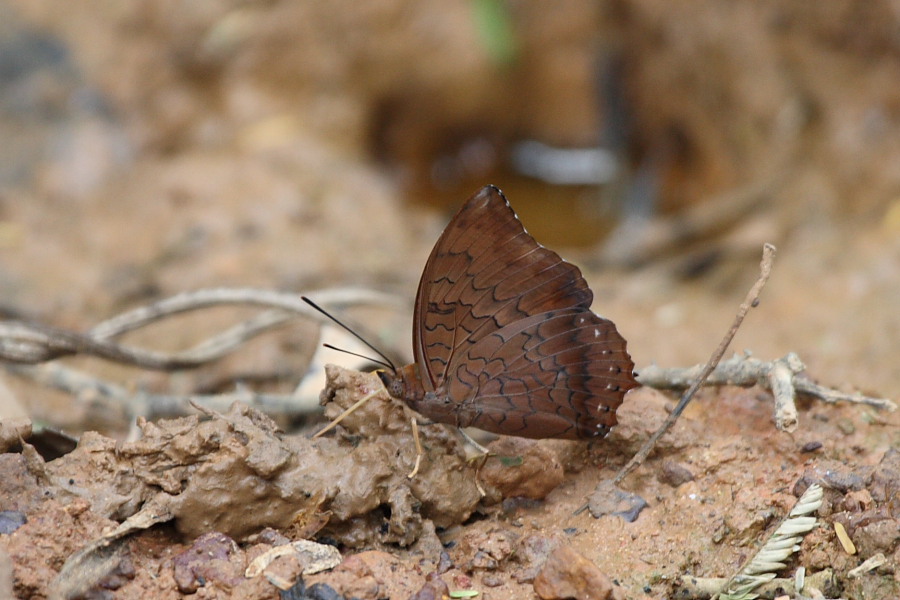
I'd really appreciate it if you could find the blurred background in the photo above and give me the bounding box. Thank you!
[0,0,898,435]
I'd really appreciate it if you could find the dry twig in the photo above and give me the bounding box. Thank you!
[0,287,399,368]
[0,287,401,422]
[637,352,897,429]
[574,243,777,518]
[5,362,317,421]
[614,243,777,485]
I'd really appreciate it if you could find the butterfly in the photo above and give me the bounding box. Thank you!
[377,185,638,440]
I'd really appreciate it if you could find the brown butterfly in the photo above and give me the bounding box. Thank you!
[377,185,638,440]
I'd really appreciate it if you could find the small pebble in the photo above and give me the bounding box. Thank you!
[409,572,450,600]
[658,461,695,487]
[587,481,648,522]
[305,583,344,600]
[0,511,26,535]
[533,546,621,600]
[800,441,823,453]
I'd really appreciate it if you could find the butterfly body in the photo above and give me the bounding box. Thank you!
[381,186,638,440]
[379,363,460,427]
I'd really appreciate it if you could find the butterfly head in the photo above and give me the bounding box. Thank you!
[376,368,405,400]
[377,363,436,416]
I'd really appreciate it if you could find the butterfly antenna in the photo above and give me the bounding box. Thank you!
[301,296,397,372]
[322,344,393,371]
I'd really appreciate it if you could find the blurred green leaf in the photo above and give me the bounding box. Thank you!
[471,0,518,66]
[499,455,524,467]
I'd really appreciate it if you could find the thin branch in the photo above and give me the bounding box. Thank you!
[793,376,896,411]
[0,288,399,369]
[88,287,399,339]
[0,287,402,423]
[638,352,897,415]
[614,243,777,485]
[0,321,210,369]
[171,309,296,362]
[6,362,320,420]
[636,352,804,390]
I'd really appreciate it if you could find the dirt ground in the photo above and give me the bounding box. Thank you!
[0,2,899,599]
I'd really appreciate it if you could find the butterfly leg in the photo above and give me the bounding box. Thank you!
[404,418,492,457]
[456,429,493,497]
[472,453,489,498]
[401,420,489,495]
[458,428,491,456]
[311,386,382,439]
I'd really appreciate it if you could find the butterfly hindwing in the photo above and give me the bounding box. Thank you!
[443,308,636,439]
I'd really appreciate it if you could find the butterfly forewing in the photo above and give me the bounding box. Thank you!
[414,186,593,391]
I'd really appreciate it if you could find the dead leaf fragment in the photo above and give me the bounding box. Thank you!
[834,521,857,554]
[245,539,342,579]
